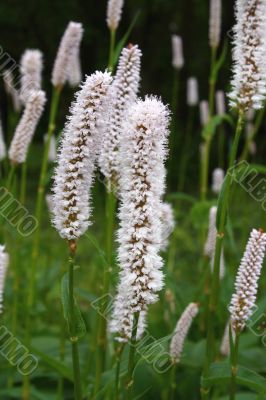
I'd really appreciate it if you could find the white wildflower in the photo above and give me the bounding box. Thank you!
[209,0,222,48]
[107,0,124,31]
[172,35,184,69]
[20,49,43,105]
[0,246,9,314]
[187,77,198,106]
[212,168,224,194]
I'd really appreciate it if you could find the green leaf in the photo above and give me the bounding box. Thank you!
[61,272,86,339]
[30,346,73,382]
[113,10,141,67]
[167,192,197,204]
[212,39,228,78]
[202,362,266,394]
[190,201,216,228]
[202,114,234,141]
[85,231,108,267]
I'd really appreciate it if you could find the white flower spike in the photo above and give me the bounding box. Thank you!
[107,0,124,31]
[187,77,199,106]
[0,245,9,314]
[172,35,184,70]
[20,49,43,105]
[209,0,222,48]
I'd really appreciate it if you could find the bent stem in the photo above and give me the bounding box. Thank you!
[68,244,83,400]
[125,312,140,400]
[201,111,244,398]
[230,332,240,400]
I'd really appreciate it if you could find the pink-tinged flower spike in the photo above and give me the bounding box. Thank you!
[3,69,22,113]
[216,90,226,115]
[8,90,46,164]
[110,96,170,341]
[52,71,112,240]
[67,50,82,88]
[170,303,199,363]
[209,0,222,49]
[0,119,6,161]
[200,100,209,126]
[20,49,43,105]
[160,202,175,251]
[171,35,184,70]
[107,0,124,31]
[0,245,9,314]
[229,228,266,333]
[187,77,198,106]
[212,167,224,194]
[204,206,225,278]
[99,44,142,188]
[229,0,266,111]
[52,22,83,89]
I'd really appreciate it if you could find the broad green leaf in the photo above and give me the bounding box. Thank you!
[113,11,141,67]
[61,272,87,339]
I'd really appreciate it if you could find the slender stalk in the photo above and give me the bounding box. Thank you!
[218,125,225,168]
[201,111,244,399]
[169,363,177,400]
[6,163,16,191]
[240,107,265,161]
[200,137,211,201]
[94,189,116,397]
[20,161,27,204]
[125,312,140,400]
[68,244,83,400]
[208,47,217,117]
[115,344,125,400]
[169,69,180,177]
[57,262,66,400]
[108,29,116,72]
[229,333,240,400]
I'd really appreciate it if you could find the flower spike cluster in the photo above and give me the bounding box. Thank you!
[187,77,199,106]
[171,35,184,70]
[8,90,46,164]
[107,0,124,31]
[20,49,43,105]
[52,21,83,89]
[110,96,170,341]
[170,303,199,363]
[52,71,112,240]
[209,0,222,48]
[229,0,266,111]
[0,245,9,314]
[99,44,142,188]
[229,228,266,333]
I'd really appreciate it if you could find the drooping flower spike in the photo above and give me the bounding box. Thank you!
[52,71,112,240]
[52,21,83,89]
[110,96,170,341]
[20,49,43,105]
[8,90,46,164]
[229,228,266,333]
[209,0,222,49]
[170,303,199,363]
[99,44,142,188]
[229,0,266,111]
[107,0,124,31]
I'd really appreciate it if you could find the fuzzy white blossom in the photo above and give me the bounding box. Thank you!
[212,168,224,194]
[8,90,46,164]
[172,35,184,69]
[200,100,209,126]
[187,77,198,106]
[107,0,124,31]
[110,97,170,341]
[209,0,222,48]
[160,202,175,251]
[216,90,226,115]
[0,120,6,161]
[20,49,43,105]
[44,134,57,162]
[204,206,225,279]
[229,0,266,111]
[46,194,55,215]
[67,50,82,88]
[0,246,9,314]
[52,71,112,240]
[3,69,21,113]
[52,22,83,88]
[229,228,266,333]
[99,44,141,187]
[170,303,199,363]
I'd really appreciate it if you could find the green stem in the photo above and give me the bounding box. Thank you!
[94,189,116,397]
[108,29,116,72]
[20,162,27,204]
[209,47,217,117]
[230,333,240,400]
[200,137,211,201]
[69,246,83,400]
[240,107,265,161]
[201,111,244,399]
[125,312,139,400]
[6,163,16,191]
[169,363,177,400]
[218,125,225,168]
[115,344,125,400]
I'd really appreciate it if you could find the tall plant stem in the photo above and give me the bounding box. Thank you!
[22,86,61,400]
[169,69,180,178]
[201,111,244,399]
[68,245,83,400]
[125,312,140,400]
[115,344,125,400]
[240,107,265,161]
[218,125,225,168]
[20,161,27,204]
[208,47,217,117]
[169,363,177,400]
[108,29,116,72]
[230,333,240,400]
[6,163,16,191]
[94,189,116,397]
